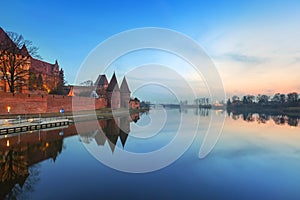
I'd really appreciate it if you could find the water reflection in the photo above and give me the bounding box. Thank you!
[182,107,300,127]
[1,108,299,199]
[0,112,140,199]
[0,129,72,199]
[179,107,211,116]
[227,110,299,127]
[79,113,140,153]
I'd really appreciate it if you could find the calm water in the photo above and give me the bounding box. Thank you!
[1,108,300,199]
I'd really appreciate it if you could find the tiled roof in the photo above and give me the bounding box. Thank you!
[30,58,58,75]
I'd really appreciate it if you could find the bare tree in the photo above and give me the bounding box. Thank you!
[80,80,93,86]
[0,31,40,93]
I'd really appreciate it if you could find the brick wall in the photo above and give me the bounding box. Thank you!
[0,92,46,115]
[47,95,107,113]
[0,92,107,115]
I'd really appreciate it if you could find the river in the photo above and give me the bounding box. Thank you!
[1,108,300,199]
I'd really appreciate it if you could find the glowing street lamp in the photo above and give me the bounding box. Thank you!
[7,106,11,114]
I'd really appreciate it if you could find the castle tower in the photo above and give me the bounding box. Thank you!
[107,72,120,109]
[120,77,131,108]
[95,74,108,95]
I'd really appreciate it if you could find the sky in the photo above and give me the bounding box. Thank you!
[1,0,300,103]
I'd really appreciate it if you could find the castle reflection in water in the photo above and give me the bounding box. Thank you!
[79,113,140,152]
[0,108,299,198]
[0,112,140,199]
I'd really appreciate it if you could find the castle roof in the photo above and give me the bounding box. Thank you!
[0,27,21,54]
[0,27,12,47]
[95,74,108,87]
[107,72,119,92]
[0,27,8,43]
[120,77,130,93]
[20,44,30,56]
[30,57,59,75]
[1,27,59,74]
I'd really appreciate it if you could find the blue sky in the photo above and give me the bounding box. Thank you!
[1,0,300,102]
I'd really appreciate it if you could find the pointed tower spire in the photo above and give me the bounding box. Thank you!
[107,72,119,91]
[120,76,130,93]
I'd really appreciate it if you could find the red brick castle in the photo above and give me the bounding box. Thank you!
[68,72,140,109]
[0,27,63,94]
[0,27,141,114]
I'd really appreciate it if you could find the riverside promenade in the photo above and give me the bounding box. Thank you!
[0,108,148,135]
[0,116,71,135]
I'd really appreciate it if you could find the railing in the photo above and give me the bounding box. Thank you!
[0,116,68,126]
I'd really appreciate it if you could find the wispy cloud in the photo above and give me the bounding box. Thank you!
[198,17,300,96]
[223,53,267,65]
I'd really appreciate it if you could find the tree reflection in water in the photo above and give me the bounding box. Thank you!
[0,129,66,199]
[227,111,299,127]
[183,108,298,127]
[0,109,297,198]
[0,112,141,199]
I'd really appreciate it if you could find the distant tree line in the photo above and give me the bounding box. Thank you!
[227,92,299,107]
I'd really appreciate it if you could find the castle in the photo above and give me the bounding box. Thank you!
[0,27,140,111]
[0,27,63,94]
[68,73,140,109]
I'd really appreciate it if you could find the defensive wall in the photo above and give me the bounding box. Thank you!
[0,92,107,115]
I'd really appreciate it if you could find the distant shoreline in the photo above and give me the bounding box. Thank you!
[159,104,213,109]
